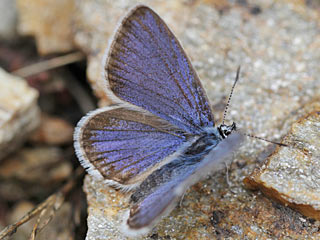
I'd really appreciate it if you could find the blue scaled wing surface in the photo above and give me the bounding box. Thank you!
[74,105,187,187]
[105,6,215,134]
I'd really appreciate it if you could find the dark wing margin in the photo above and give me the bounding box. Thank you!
[122,133,244,236]
[74,105,188,188]
[105,5,214,134]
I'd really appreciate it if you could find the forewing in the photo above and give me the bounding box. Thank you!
[124,133,243,235]
[106,6,214,134]
[74,105,187,187]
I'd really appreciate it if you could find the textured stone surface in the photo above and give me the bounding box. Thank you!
[0,68,40,161]
[83,176,129,240]
[245,100,320,221]
[74,0,320,239]
[16,0,75,55]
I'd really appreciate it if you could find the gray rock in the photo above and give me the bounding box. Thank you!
[245,99,320,221]
[0,68,40,161]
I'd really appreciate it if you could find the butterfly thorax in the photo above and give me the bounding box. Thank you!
[184,127,223,158]
[186,122,237,155]
[183,123,237,160]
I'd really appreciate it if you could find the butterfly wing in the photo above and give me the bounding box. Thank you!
[105,6,214,134]
[124,133,244,235]
[74,105,190,187]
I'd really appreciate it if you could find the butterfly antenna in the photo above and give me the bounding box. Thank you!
[222,66,241,125]
[242,132,288,147]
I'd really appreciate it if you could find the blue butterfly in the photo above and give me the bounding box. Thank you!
[74,5,243,236]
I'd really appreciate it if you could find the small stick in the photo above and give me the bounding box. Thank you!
[0,195,55,240]
[12,52,85,78]
[62,69,95,114]
[0,167,84,240]
[28,208,47,240]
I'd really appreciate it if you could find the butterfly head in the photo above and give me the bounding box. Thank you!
[218,122,236,139]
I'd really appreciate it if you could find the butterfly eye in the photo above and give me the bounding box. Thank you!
[224,129,231,136]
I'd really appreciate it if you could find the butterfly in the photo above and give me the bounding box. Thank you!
[74,5,244,237]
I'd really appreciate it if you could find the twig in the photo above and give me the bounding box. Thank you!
[0,167,84,240]
[28,192,64,240]
[12,52,85,78]
[28,208,46,240]
[61,69,96,114]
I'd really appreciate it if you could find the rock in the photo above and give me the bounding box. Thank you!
[83,176,129,240]
[29,113,74,145]
[0,68,40,161]
[244,99,320,221]
[16,0,75,55]
[74,0,320,239]
[0,0,17,40]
